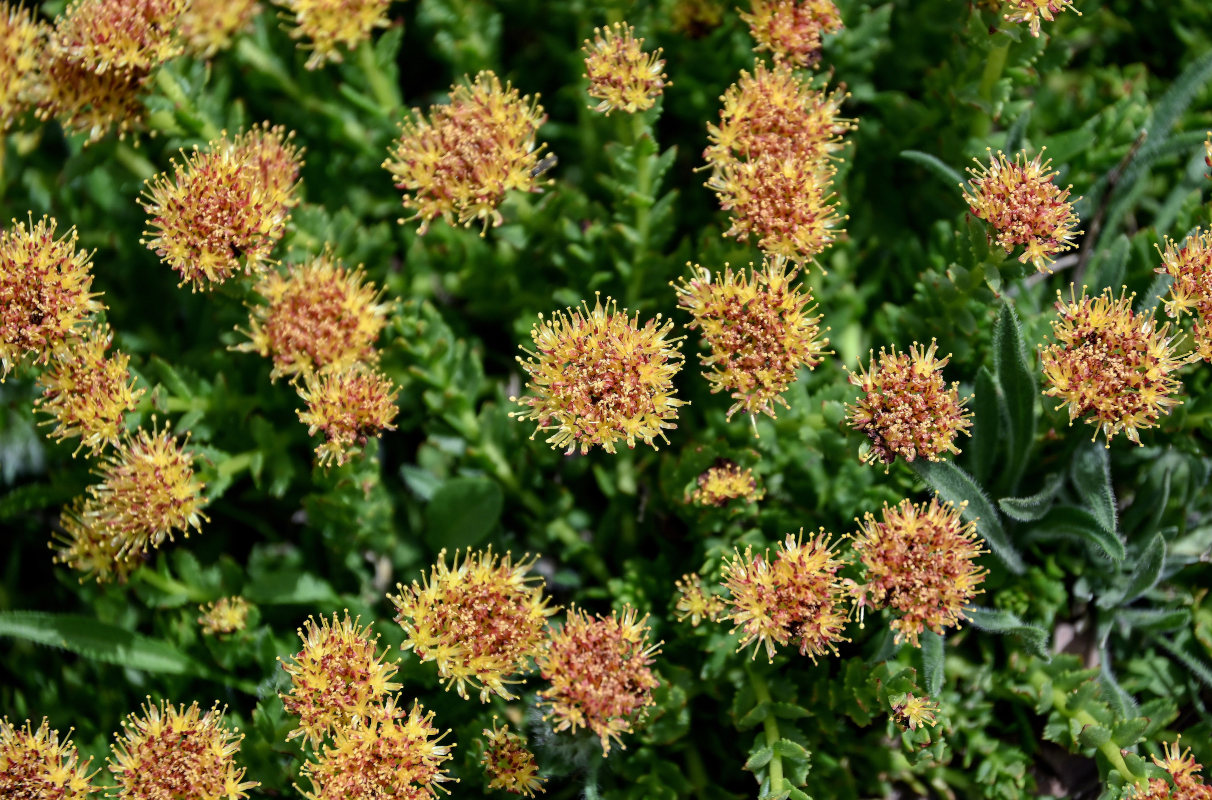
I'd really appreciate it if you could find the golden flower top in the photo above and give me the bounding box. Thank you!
[1003,0,1080,38]
[298,698,455,800]
[53,497,139,583]
[34,324,144,455]
[962,148,1081,272]
[849,497,987,647]
[276,0,391,70]
[198,596,253,635]
[52,0,184,75]
[1041,286,1186,445]
[740,0,843,69]
[141,124,304,291]
[675,259,829,423]
[889,693,939,732]
[688,462,765,506]
[0,3,42,132]
[846,340,972,467]
[36,49,148,143]
[673,573,725,627]
[536,605,662,755]
[384,71,548,234]
[236,255,392,380]
[581,22,669,115]
[704,60,852,168]
[481,719,545,797]
[296,364,400,467]
[179,0,260,58]
[107,700,258,800]
[1157,230,1212,363]
[512,295,687,455]
[388,548,555,703]
[280,612,402,747]
[0,717,98,800]
[721,530,849,662]
[0,216,102,380]
[1131,737,1211,800]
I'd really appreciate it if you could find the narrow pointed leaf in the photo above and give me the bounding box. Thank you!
[965,607,1050,658]
[1097,533,1165,608]
[899,150,964,190]
[993,301,1036,493]
[998,472,1065,522]
[910,460,1025,574]
[1071,443,1117,535]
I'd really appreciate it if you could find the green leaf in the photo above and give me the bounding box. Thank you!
[1152,635,1212,691]
[1077,724,1111,749]
[1109,718,1149,747]
[1097,533,1164,608]
[998,472,1065,522]
[921,630,944,696]
[1026,506,1125,562]
[1141,49,1212,159]
[1071,444,1117,535]
[1114,607,1189,633]
[993,301,1036,493]
[1004,104,1032,154]
[424,476,504,551]
[745,744,774,771]
[900,149,964,190]
[0,610,199,677]
[910,460,1025,574]
[965,607,1050,658]
[773,739,811,763]
[737,702,770,730]
[967,366,1000,485]
[1086,234,1130,293]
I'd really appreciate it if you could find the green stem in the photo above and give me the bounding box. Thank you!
[748,666,786,796]
[550,519,612,585]
[113,142,157,181]
[163,395,209,413]
[972,41,1010,139]
[217,451,257,480]
[356,41,399,114]
[626,112,654,305]
[154,69,221,141]
[134,567,207,602]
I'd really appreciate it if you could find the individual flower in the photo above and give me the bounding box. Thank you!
[279,612,402,747]
[34,324,144,455]
[536,606,662,755]
[52,0,185,74]
[0,3,43,131]
[179,0,260,58]
[846,340,972,467]
[36,53,148,142]
[296,364,400,467]
[889,693,939,732]
[0,216,103,379]
[1041,286,1186,445]
[52,497,140,583]
[675,259,828,423]
[198,596,253,635]
[721,530,849,662]
[688,462,765,506]
[481,718,545,797]
[740,0,843,68]
[850,497,987,647]
[673,573,725,627]
[383,71,548,233]
[962,148,1081,272]
[0,717,98,799]
[275,0,390,70]
[389,548,555,703]
[1157,230,1212,363]
[107,700,258,800]
[1131,737,1212,800]
[581,22,669,115]
[298,698,454,800]
[235,254,393,380]
[141,124,304,291]
[1003,0,1080,38]
[511,295,687,455]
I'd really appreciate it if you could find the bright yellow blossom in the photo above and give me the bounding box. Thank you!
[582,22,669,115]
[0,3,43,131]
[1157,230,1212,363]
[482,718,545,797]
[740,0,843,69]
[296,364,400,467]
[0,717,99,799]
[688,462,765,506]
[275,0,390,69]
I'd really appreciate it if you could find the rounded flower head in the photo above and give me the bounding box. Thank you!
[179,0,260,57]
[384,71,548,234]
[688,462,765,506]
[846,340,972,468]
[276,0,390,70]
[298,698,455,800]
[197,596,253,635]
[536,605,662,755]
[1157,230,1212,363]
[107,700,258,800]
[280,612,402,747]
[1131,737,1212,800]
[963,148,1081,272]
[52,0,184,75]
[34,324,144,455]
[511,295,686,455]
[675,259,828,424]
[740,0,843,69]
[1003,0,1080,38]
[236,254,393,380]
[890,693,939,732]
[296,364,400,467]
[53,497,139,583]
[481,719,545,797]
[388,548,555,703]
[850,497,987,647]
[0,717,99,799]
[673,573,725,627]
[141,124,304,291]
[1041,286,1186,445]
[0,216,103,379]
[582,22,669,115]
[721,530,849,662]
[36,51,148,143]
[0,3,43,132]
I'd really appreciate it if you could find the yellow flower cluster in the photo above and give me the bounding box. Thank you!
[1131,737,1212,800]
[688,462,765,506]
[1157,230,1212,363]
[1003,0,1080,38]
[673,573,726,627]
[384,71,548,233]
[582,22,669,115]
[276,0,390,69]
[198,596,254,635]
[740,0,843,68]
[296,364,400,466]
[180,0,260,58]
[0,3,42,131]
[481,719,546,797]
[0,717,98,799]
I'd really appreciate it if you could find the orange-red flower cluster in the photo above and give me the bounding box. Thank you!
[0,717,98,799]
[0,3,42,131]
[296,364,400,467]
[740,0,843,68]
[481,719,545,797]
[1131,738,1212,800]
[1157,230,1212,363]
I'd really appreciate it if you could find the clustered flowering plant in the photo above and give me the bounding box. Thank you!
[2,0,1211,798]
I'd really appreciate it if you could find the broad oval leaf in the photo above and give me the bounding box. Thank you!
[425,475,504,551]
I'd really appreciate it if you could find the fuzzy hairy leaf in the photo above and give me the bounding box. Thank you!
[911,460,1025,573]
